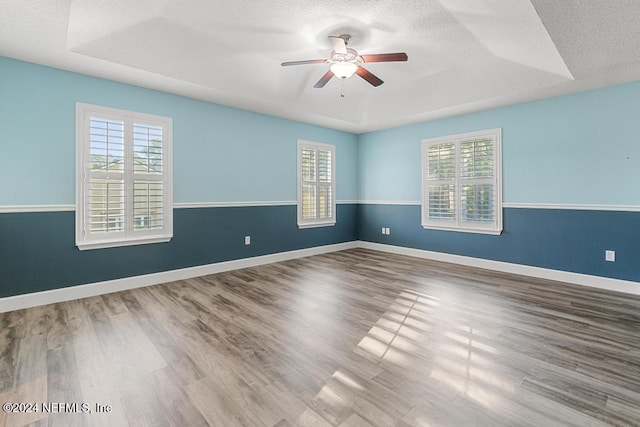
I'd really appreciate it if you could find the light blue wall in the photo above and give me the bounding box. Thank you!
[7,53,638,209]
[0,56,358,206]
[359,81,640,205]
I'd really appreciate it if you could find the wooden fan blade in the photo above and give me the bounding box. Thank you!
[360,53,408,63]
[281,59,327,66]
[314,70,334,88]
[329,36,348,54]
[356,66,383,87]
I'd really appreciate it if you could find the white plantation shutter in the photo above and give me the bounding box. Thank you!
[89,178,125,232]
[133,124,164,231]
[301,147,317,220]
[76,104,173,250]
[317,149,333,219]
[460,138,495,224]
[422,129,502,234]
[427,143,456,221]
[297,140,336,228]
[88,117,125,233]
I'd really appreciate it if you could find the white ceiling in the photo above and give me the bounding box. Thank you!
[2,0,640,133]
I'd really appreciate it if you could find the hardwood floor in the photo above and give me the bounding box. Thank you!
[2,248,640,426]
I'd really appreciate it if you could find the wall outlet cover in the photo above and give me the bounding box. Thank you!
[605,250,615,262]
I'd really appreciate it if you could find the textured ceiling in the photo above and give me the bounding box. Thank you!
[2,0,640,133]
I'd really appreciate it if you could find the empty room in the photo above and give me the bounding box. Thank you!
[1,1,640,426]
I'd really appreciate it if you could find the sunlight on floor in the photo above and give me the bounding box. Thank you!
[332,369,364,391]
[355,287,513,411]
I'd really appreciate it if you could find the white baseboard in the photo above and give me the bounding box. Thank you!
[0,242,358,313]
[3,240,638,313]
[357,241,640,296]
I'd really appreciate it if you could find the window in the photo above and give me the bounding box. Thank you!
[297,140,336,228]
[76,103,173,250]
[422,128,502,234]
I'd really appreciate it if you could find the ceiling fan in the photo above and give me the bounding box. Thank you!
[281,34,408,88]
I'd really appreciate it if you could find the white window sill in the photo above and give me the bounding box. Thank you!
[297,221,336,229]
[76,235,172,251]
[421,223,502,235]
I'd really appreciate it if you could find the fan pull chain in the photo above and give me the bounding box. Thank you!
[340,78,345,98]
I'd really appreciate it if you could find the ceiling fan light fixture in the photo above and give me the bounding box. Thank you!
[282,35,407,89]
[330,62,358,79]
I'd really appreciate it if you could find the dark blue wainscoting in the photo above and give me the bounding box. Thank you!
[357,204,640,283]
[0,204,357,297]
[3,203,638,298]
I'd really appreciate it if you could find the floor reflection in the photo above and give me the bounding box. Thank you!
[353,287,515,412]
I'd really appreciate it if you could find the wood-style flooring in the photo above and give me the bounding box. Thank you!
[2,248,640,426]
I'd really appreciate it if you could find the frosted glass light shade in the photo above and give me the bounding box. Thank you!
[330,62,358,79]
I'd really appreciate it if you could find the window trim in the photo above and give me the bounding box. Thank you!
[75,103,173,250]
[421,128,502,235]
[297,139,336,229]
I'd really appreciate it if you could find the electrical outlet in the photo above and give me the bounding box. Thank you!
[605,250,615,262]
[245,236,251,245]
[381,227,386,235]
[386,227,391,235]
